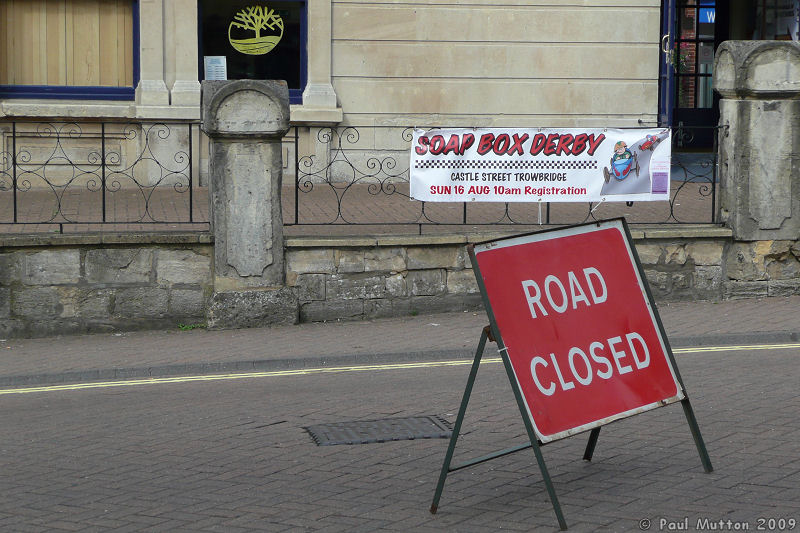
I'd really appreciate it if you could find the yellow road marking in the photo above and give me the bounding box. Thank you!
[673,342,800,353]
[0,359,491,395]
[0,342,797,396]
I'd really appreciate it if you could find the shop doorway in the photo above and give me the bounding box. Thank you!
[660,1,799,149]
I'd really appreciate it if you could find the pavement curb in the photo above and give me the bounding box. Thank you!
[1,331,798,388]
[0,348,474,388]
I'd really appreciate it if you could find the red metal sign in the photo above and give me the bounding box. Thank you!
[471,220,684,443]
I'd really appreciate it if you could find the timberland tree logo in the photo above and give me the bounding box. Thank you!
[228,5,284,55]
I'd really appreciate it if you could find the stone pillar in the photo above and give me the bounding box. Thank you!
[715,41,800,240]
[292,0,343,124]
[167,0,201,107]
[202,80,298,328]
[136,0,170,106]
[302,0,337,109]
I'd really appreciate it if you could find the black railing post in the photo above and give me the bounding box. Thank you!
[12,122,17,223]
[101,122,107,222]
[711,125,719,224]
[294,127,299,225]
[189,123,194,223]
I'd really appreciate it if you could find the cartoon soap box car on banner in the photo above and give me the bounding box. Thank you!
[600,130,670,197]
[603,141,639,183]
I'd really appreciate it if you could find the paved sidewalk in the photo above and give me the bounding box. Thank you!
[1,296,799,387]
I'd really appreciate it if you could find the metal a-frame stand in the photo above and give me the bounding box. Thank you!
[429,325,713,531]
[431,222,713,530]
[430,325,568,529]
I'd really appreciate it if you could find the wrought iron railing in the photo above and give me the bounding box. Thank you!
[0,120,207,233]
[1,121,724,236]
[285,124,726,234]
[671,123,725,225]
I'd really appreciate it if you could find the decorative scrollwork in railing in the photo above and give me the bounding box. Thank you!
[0,121,204,232]
[296,126,413,224]
[103,122,193,222]
[0,147,13,193]
[287,124,724,231]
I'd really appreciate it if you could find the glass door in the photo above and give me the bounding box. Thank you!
[672,1,727,149]
[659,0,676,126]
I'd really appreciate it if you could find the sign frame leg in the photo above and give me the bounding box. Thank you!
[528,431,568,530]
[430,327,489,514]
[680,398,714,473]
[430,326,568,530]
[623,220,713,474]
[493,327,568,531]
[582,427,601,461]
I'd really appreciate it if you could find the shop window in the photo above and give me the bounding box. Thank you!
[675,2,715,109]
[198,1,306,104]
[0,0,138,100]
[752,0,799,40]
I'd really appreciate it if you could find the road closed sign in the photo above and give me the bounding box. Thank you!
[470,219,685,443]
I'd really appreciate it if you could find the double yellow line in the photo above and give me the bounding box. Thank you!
[0,342,797,396]
[672,342,800,353]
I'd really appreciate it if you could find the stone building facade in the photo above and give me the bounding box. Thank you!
[2,2,800,339]
[2,2,795,133]
[1,1,663,126]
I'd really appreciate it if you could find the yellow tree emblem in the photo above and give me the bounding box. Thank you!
[228,5,284,55]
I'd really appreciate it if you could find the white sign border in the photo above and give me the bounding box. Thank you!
[472,219,686,444]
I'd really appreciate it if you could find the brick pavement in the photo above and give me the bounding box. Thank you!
[0,295,799,387]
[0,294,798,531]
[0,187,210,234]
[1,181,715,235]
[0,344,797,531]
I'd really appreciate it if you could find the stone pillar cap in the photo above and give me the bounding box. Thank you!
[714,41,800,99]
[202,80,290,137]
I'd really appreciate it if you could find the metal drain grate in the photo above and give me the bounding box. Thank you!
[305,416,452,446]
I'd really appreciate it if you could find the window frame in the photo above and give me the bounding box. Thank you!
[0,0,140,101]
[197,0,307,104]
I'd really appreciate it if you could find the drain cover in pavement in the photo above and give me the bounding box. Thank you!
[305,416,452,446]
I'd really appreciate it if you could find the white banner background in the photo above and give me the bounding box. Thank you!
[410,128,671,203]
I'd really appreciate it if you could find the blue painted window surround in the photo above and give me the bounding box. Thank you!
[0,0,140,101]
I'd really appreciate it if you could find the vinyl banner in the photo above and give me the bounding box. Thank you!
[410,128,671,203]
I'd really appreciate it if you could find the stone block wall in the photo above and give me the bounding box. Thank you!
[283,228,798,324]
[723,240,800,298]
[0,237,212,337]
[3,228,800,337]
[285,236,484,322]
[636,240,726,300]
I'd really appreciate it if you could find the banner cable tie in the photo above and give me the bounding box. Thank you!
[591,197,607,214]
